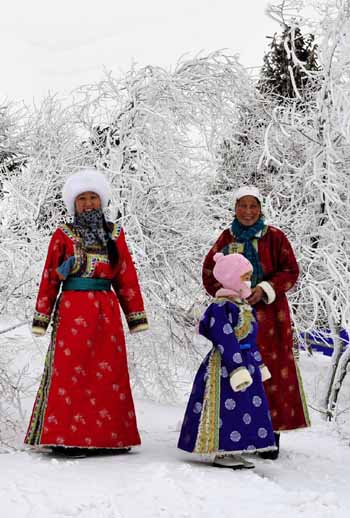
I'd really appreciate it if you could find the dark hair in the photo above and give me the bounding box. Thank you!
[102,215,119,267]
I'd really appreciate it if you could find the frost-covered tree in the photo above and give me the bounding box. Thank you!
[0,97,88,448]
[260,0,350,432]
[0,96,86,317]
[211,98,272,206]
[213,0,320,202]
[71,53,255,398]
[4,1,350,448]
[0,102,26,197]
[0,53,255,446]
[258,24,319,100]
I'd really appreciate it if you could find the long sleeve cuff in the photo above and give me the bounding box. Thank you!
[32,326,47,336]
[258,281,276,304]
[260,364,272,382]
[230,367,253,392]
[32,311,50,335]
[130,323,149,334]
[127,311,149,333]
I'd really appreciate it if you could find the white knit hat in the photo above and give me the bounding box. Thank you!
[233,185,263,206]
[62,168,112,215]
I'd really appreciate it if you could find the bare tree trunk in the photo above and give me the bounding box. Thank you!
[327,343,350,420]
[319,313,344,419]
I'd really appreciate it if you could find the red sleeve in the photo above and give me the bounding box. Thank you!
[32,229,66,334]
[112,228,149,333]
[202,229,233,296]
[264,228,299,296]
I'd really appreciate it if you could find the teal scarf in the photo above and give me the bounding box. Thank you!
[230,217,265,287]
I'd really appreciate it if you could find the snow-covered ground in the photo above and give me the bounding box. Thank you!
[1,322,350,518]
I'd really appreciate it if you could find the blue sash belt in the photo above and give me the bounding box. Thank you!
[62,278,112,291]
[240,343,251,350]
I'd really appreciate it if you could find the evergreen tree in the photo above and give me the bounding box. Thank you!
[258,26,320,100]
[211,103,269,202]
[212,25,320,205]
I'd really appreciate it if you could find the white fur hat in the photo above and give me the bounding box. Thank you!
[62,168,112,215]
[233,185,263,206]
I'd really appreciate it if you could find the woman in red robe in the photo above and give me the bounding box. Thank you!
[202,186,310,459]
[25,168,148,455]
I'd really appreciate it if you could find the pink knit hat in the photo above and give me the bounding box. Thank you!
[213,253,253,299]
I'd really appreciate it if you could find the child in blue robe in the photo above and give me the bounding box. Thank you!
[178,253,276,469]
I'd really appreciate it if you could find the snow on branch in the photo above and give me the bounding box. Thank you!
[261,1,350,432]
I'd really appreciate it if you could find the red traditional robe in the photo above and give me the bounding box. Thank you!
[202,225,310,432]
[25,222,148,449]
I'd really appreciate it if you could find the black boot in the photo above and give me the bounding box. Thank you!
[85,447,132,457]
[50,446,88,458]
[259,432,280,460]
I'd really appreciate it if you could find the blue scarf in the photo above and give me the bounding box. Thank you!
[230,217,265,287]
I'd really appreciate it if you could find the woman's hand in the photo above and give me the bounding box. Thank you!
[246,286,264,305]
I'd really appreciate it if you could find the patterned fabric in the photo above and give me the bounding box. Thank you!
[56,208,110,281]
[202,225,310,432]
[26,223,148,448]
[26,311,59,444]
[73,208,109,248]
[57,223,116,280]
[230,217,266,287]
[178,299,275,454]
[59,226,87,277]
[194,349,221,453]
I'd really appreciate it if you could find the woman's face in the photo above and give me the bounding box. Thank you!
[235,195,261,226]
[75,191,101,214]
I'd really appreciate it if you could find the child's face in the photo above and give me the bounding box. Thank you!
[240,271,252,282]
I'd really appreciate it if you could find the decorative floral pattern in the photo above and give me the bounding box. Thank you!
[202,224,310,432]
[25,223,148,449]
[178,299,275,455]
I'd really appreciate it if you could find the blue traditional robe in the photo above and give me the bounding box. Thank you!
[178,298,276,454]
